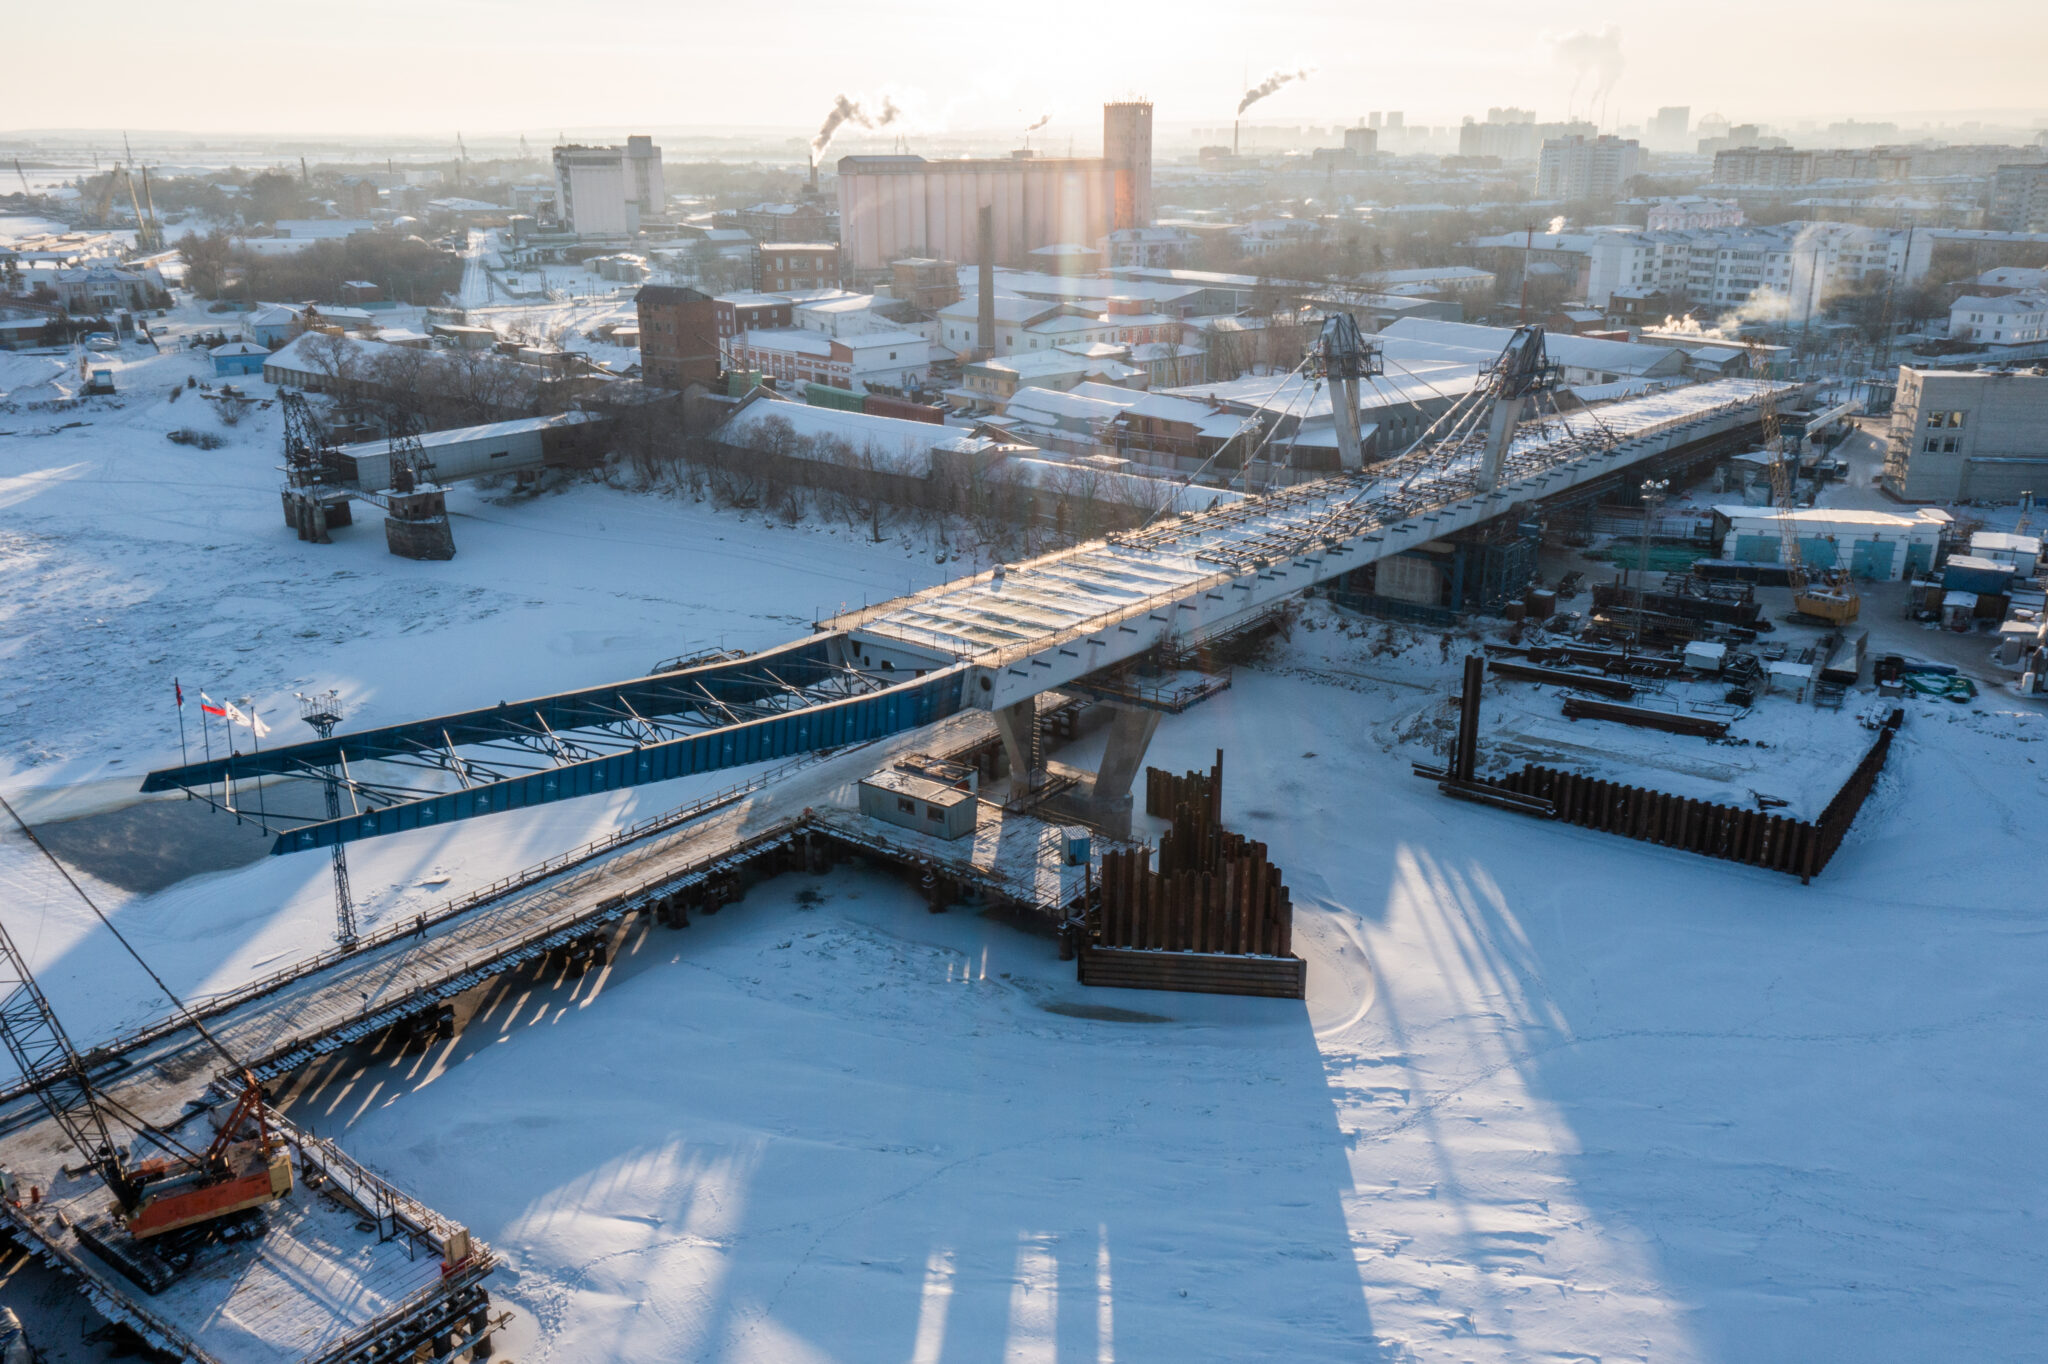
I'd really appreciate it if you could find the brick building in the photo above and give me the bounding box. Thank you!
[634,284,720,390]
[757,243,839,293]
[712,293,795,345]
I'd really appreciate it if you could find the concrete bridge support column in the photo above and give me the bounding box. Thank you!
[994,698,1042,791]
[1049,702,1160,839]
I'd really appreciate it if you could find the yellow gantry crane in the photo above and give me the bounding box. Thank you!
[1751,341,1859,623]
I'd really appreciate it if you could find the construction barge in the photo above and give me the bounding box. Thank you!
[0,1119,498,1363]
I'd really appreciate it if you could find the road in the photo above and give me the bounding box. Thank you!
[456,229,496,309]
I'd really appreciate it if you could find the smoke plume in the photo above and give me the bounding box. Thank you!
[1238,68,1313,116]
[1025,113,1051,133]
[1553,27,1625,117]
[811,94,904,158]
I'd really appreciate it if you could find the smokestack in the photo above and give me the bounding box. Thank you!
[976,205,995,361]
[1233,120,1239,157]
[809,157,818,195]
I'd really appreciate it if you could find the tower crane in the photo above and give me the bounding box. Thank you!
[0,795,291,1290]
[1751,341,1859,624]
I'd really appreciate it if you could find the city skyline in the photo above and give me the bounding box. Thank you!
[7,0,2044,140]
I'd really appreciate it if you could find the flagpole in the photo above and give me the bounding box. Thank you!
[173,677,190,784]
[248,698,268,830]
[200,694,215,811]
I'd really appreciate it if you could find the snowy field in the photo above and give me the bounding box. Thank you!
[3,327,2047,1361]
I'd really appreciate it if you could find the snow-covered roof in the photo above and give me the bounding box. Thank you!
[1380,317,1683,378]
[331,412,604,459]
[1120,392,1215,426]
[1002,387,1130,425]
[838,329,929,351]
[999,458,1247,515]
[734,328,833,357]
[717,394,980,474]
[1712,504,1937,530]
[209,341,270,356]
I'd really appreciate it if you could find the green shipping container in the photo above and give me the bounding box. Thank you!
[805,382,866,413]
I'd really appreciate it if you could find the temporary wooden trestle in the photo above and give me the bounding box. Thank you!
[1082,753,1305,998]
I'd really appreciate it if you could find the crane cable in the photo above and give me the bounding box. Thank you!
[0,791,245,1075]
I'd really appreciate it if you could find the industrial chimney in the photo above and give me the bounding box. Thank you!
[975,205,996,361]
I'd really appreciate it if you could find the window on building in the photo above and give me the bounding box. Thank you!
[896,797,916,815]
[1944,438,1960,453]
[1949,411,1967,428]
[926,805,946,822]
[1927,411,1945,429]
[1925,437,1940,452]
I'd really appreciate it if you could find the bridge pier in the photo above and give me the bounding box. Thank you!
[993,699,1043,790]
[1046,702,1160,839]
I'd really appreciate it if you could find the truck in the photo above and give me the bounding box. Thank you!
[84,367,116,395]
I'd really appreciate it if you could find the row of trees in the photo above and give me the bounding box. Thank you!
[293,332,571,431]
[181,230,461,304]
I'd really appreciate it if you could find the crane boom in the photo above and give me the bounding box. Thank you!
[0,795,290,1256]
[0,899,138,1207]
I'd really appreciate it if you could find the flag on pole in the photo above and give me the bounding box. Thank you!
[174,679,184,708]
[199,693,227,719]
[217,699,271,738]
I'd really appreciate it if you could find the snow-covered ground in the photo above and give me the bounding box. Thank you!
[4,326,2047,1361]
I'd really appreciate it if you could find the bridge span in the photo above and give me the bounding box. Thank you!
[143,375,1792,852]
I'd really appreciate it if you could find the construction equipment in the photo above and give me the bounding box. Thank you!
[0,798,291,1275]
[1751,341,1859,624]
[122,167,163,253]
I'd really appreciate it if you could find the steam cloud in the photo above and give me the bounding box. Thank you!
[1238,68,1313,116]
[811,94,903,158]
[1025,113,1051,133]
[1554,27,1625,117]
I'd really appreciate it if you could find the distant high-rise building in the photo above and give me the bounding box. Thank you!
[1486,107,1536,126]
[1536,134,1643,200]
[1385,111,1405,131]
[1343,127,1379,156]
[1651,106,1690,148]
[1368,112,1382,130]
[1992,163,2048,232]
[552,137,665,240]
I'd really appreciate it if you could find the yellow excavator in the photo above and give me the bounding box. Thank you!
[1752,342,1859,624]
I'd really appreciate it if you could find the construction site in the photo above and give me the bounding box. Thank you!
[4,292,2046,1363]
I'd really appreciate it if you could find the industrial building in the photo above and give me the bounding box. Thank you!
[330,413,608,490]
[836,102,1154,275]
[635,284,720,390]
[552,136,665,240]
[1709,505,1943,579]
[1884,366,2048,502]
[722,326,930,393]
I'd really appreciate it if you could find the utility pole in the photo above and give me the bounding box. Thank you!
[1633,477,1668,647]
[297,690,357,947]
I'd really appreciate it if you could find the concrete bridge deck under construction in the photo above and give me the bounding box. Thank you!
[140,376,1791,853]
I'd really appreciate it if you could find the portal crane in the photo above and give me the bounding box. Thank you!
[1751,341,1859,623]
[0,796,291,1283]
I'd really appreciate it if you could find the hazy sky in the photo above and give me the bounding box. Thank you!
[8,0,2044,141]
